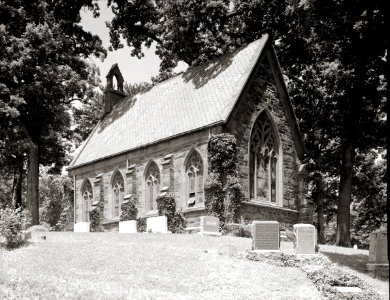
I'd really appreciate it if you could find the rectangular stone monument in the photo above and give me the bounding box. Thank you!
[252,221,280,251]
[74,222,90,232]
[146,216,169,233]
[119,220,137,233]
[368,229,388,264]
[200,216,221,236]
[367,228,388,279]
[293,224,316,254]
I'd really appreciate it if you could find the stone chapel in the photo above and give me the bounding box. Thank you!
[67,33,313,231]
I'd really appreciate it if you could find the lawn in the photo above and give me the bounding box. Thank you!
[0,232,322,299]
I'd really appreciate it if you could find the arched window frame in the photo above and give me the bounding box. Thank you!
[184,149,204,207]
[81,178,93,222]
[249,110,283,206]
[144,161,160,212]
[111,170,125,219]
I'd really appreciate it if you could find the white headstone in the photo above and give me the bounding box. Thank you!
[119,220,137,233]
[252,221,280,251]
[146,216,169,233]
[293,224,316,254]
[74,222,90,232]
[200,216,220,235]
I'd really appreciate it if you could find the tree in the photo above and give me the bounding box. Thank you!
[350,150,387,248]
[72,81,150,145]
[107,0,386,246]
[0,1,106,224]
[107,0,287,75]
[279,0,386,246]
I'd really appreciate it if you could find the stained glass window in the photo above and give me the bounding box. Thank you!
[112,171,124,218]
[249,112,279,203]
[145,162,160,211]
[82,180,93,222]
[186,151,204,206]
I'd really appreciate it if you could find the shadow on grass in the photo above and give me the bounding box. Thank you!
[322,252,388,282]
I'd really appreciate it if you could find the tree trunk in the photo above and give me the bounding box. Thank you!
[27,143,39,225]
[336,140,355,247]
[12,157,24,209]
[314,173,325,244]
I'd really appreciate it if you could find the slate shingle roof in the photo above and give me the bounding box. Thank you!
[69,34,269,169]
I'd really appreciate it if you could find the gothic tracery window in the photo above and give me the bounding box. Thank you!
[82,180,93,222]
[249,112,279,203]
[186,151,204,207]
[145,162,160,211]
[112,171,124,218]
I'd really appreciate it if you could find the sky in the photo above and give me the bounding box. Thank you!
[79,2,164,84]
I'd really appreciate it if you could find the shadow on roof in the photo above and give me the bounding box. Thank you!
[182,49,236,89]
[97,94,138,133]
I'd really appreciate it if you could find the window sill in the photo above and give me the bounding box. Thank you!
[183,205,206,214]
[102,219,120,225]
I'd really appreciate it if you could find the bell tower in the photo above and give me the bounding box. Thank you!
[104,64,126,114]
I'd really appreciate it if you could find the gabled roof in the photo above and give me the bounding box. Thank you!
[69,34,302,170]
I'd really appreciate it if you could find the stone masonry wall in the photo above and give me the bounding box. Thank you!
[225,55,301,212]
[72,127,223,226]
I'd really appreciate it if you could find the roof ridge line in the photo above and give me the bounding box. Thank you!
[223,33,270,124]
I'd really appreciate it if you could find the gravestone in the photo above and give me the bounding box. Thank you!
[200,216,220,235]
[367,228,389,279]
[368,228,388,264]
[146,216,169,233]
[74,222,90,232]
[293,224,316,254]
[119,220,137,233]
[252,221,280,251]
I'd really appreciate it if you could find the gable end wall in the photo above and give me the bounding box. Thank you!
[225,51,302,226]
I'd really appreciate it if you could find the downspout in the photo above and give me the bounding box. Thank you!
[73,174,76,225]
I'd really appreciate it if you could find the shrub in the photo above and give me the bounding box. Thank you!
[26,225,49,232]
[89,207,100,232]
[0,207,31,250]
[120,199,137,221]
[156,195,186,233]
[284,229,296,247]
[156,195,176,222]
[204,134,243,229]
[224,223,252,238]
[305,266,380,300]
[55,207,73,231]
[170,211,187,233]
[137,217,146,232]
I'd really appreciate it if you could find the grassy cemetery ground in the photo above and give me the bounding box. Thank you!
[0,232,388,299]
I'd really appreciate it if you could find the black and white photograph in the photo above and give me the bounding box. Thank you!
[0,0,387,299]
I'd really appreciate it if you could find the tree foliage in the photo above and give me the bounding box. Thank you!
[107,0,287,75]
[39,169,73,228]
[0,0,106,224]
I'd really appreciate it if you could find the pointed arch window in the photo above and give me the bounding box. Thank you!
[145,162,160,212]
[81,180,93,222]
[249,112,279,203]
[185,151,204,207]
[112,171,124,218]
